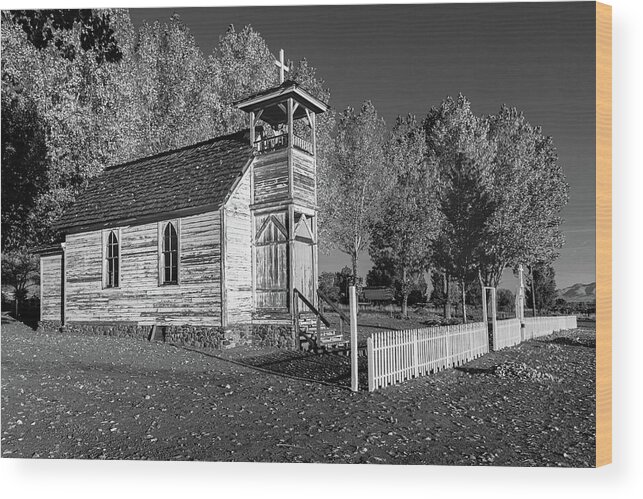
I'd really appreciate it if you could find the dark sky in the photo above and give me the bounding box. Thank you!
[130,2,596,289]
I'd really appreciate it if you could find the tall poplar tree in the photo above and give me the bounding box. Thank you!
[322,101,390,286]
[369,115,439,317]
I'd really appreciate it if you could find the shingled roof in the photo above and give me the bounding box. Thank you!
[55,130,254,233]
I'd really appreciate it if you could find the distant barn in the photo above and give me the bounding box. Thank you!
[37,80,329,350]
[362,287,395,305]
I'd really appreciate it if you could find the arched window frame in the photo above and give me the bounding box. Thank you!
[102,228,121,289]
[158,220,180,286]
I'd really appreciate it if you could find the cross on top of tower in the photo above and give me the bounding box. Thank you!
[274,49,290,84]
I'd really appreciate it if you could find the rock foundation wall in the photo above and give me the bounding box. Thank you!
[36,320,296,351]
[251,324,296,350]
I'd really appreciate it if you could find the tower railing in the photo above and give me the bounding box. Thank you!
[253,134,313,155]
[292,135,313,155]
[254,134,288,153]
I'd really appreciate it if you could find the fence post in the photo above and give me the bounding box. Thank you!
[413,329,419,378]
[445,326,451,368]
[349,285,359,392]
[367,336,374,391]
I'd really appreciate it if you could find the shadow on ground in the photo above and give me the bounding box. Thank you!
[454,366,495,376]
[217,349,370,389]
[538,337,596,348]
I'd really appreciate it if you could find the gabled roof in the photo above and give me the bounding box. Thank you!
[55,130,254,233]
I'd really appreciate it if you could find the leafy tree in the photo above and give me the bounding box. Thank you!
[321,101,390,287]
[366,255,395,288]
[1,249,39,318]
[210,24,276,134]
[334,266,355,304]
[497,288,515,312]
[525,263,558,314]
[8,9,123,63]
[318,271,340,302]
[129,15,216,155]
[480,106,568,287]
[429,270,457,318]
[1,11,134,248]
[432,154,496,323]
[1,91,48,249]
[424,97,568,298]
[369,115,439,316]
[2,15,314,252]
[424,94,496,184]
[424,95,496,319]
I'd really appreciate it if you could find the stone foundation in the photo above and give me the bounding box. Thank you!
[252,323,296,350]
[36,320,62,333]
[64,321,149,340]
[36,320,296,351]
[164,325,225,350]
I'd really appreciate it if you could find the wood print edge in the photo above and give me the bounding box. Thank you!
[595,0,612,468]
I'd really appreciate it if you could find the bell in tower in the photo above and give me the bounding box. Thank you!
[234,51,329,324]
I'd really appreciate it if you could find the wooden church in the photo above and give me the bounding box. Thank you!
[37,63,345,351]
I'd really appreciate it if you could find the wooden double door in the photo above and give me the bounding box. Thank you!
[254,211,316,311]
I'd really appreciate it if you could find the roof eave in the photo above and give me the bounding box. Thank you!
[235,85,329,115]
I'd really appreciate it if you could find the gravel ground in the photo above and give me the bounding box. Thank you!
[1,317,595,466]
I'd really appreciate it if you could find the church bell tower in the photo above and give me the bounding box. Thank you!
[234,50,329,322]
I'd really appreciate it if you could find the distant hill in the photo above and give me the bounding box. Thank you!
[557,282,596,303]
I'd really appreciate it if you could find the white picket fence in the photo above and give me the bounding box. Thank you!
[492,318,522,350]
[366,315,579,391]
[522,315,577,341]
[366,323,489,392]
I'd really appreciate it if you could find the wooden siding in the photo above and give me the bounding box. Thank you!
[64,211,222,326]
[40,254,63,321]
[223,167,253,325]
[292,148,316,206]
[253,149,289,205]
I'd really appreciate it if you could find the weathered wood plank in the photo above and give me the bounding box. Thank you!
[224,167,253,325]
[63,210,222,326]
[40,254,63,321]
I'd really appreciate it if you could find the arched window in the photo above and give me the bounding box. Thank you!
[106,230,119,288]
[162,222,179,284]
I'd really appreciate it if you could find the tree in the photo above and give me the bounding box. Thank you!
[318,271,340,302]
[432,154,496,323]
[1,90,48,249]
[210,24,276,134]
[497,288,515,312]
[428,271,452,316]
[9,9,123,63]
[480,106,568,287]
[366,255,395,288]
[321,101,390,286]
[424,95,496,320]
[334,266,355,304]
[1,10,134,248]
[525,263,558,314]
[1,15,298,251]
[1,249,39,318]
[369,115,439,317]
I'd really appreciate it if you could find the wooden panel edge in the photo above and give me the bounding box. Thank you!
[595,0,612,468]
